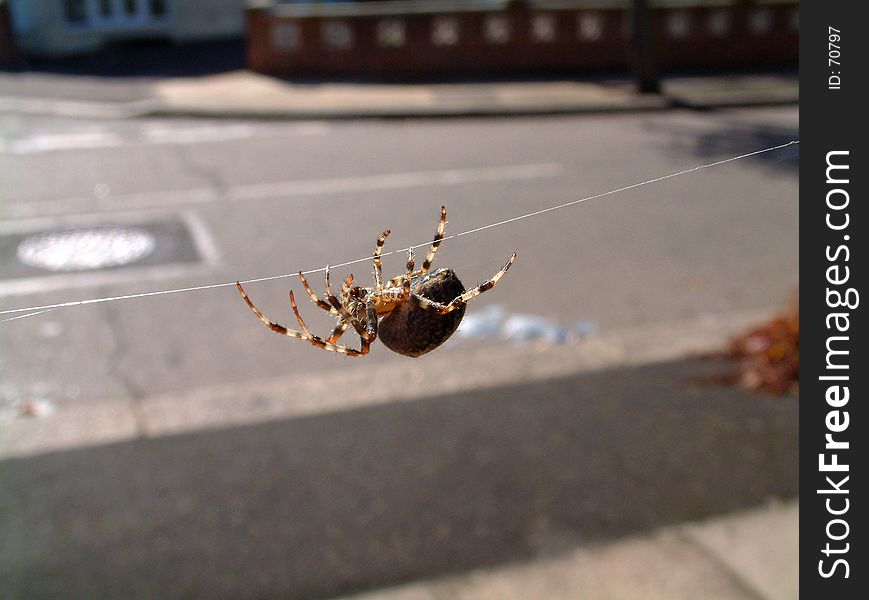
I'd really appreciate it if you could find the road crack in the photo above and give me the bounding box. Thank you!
[101,294,152,438]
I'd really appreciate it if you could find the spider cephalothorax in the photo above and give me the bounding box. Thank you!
[236,206,516,357]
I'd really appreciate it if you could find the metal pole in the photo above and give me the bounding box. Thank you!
[632,0,660,94]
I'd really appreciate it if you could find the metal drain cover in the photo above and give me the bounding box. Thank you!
[0,218,207,295]
[17,227,156,272]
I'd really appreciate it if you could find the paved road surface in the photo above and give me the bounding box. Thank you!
[0,107,798,406]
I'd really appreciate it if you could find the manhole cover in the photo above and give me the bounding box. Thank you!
[1,217,208,295]
[16,227,156,271]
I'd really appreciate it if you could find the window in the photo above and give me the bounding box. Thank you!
[124,0,137,17]
[484,15,510,45]
[322,21,354,50]
[271,22,301,51]
[99,0,113,18]
[377,19,406,48]
[432,17,459,47]
[531,14,556,43]
[62,0,87,24]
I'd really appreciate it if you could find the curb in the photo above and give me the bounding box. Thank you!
[2,307,777,459]
[144,94,796,120]
[0,95,159,118]
[141,99,674,121]
[0,92,798,121]
[0,74,798,120]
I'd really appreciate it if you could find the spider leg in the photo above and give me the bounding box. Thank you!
[420,205,446,275]
[236,282,369,356]
[403,247,415,299]
[298,271,339,316]
[364,299,378,343]
[382,206,447,289]
[408,252,517,314]
[325,273,356,344]
[340,274,354,305]
[327,321,351,344]
[325,266,377,343]
[292,289,352,346]
[237,282,308,340]
[373,229,391,290]
[288,290,313,336]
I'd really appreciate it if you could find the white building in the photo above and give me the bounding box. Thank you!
[8,0,249,56]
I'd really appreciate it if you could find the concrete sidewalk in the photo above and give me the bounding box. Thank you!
[0,70,798,120]
[1,308,788,459]
[339,500,798,600]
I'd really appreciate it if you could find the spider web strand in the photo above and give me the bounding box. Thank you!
[0,140,799,322]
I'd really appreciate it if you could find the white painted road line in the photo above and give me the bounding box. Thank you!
[2,163,564,219]
[3,131,125,154]
[224,163,564,201]
[139,121,330,145]
[141,123,259,145]
[0,121,330,155]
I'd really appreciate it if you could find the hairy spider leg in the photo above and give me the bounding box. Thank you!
[298,271,340,316]
[420,205,447,275]
[386,206,447,288]
[297,272,356,343]
[408,252,517,314]
[300,269,367,345]
[287,288,357,348]
[373,229,391,290]
[403,247,415,299]
[340,274,354,304]
[326,266,377,343]
[324,274,356,344]
[327,321,351,344]
[288,290,313,335]
[236,282,369,356]
[366,248,416,305]
[384,205,447,289]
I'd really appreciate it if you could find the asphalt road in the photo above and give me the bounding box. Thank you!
[0,108,799,599]
[0,107,798,406]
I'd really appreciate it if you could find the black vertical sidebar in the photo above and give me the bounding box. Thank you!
[800,1,866,597]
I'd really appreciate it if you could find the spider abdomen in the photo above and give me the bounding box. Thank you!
[378,268,467,357]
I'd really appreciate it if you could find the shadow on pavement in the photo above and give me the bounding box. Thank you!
[651,118,800,174]
[0,359,798,600]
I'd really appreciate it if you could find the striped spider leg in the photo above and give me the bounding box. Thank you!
[373,229,391,290]
[408,252,518,314]
[235,281,371,357]
[384,205,447,290]
[324,265,378,344]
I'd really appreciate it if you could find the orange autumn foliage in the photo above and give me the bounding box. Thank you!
[704,300,799,395]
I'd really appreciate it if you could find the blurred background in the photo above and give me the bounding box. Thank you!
[1,1,797,599]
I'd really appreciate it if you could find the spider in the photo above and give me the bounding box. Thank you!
[236,206,516,357]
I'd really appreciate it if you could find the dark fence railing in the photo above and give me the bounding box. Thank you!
[246,0,798,76]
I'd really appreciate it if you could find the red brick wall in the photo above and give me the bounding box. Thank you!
[246,1,798,77]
